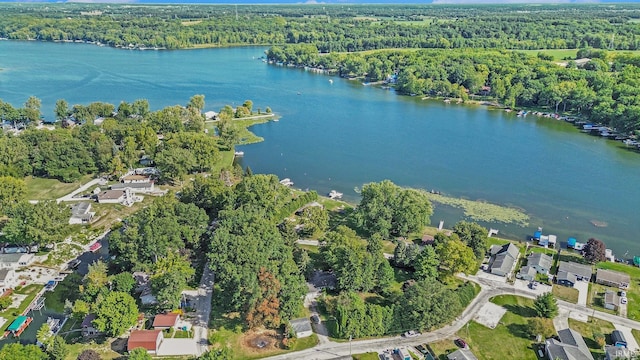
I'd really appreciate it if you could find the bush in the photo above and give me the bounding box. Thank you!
[455,282,478,308]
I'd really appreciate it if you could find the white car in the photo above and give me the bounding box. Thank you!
[403,330,420,338]
[620,290,627,297]
[621,297,628,305]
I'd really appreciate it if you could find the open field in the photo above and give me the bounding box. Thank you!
[24,174,94,200]
[352,352,380,360]
[454,295,539,360]
[568,317,615,359]
[552,285,579,304]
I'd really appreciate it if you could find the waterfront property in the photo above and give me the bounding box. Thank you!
[488,243,519,277]
[544,328,594,360]
[0,253,35,270]
[517,253,553,281]
[110,182,155,194]
[596,269,630,289]
[556,261,593,288]
[0,269,18,293]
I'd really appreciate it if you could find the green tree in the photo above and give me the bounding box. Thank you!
[155,147,196,184]
[414,246,440,280]
[0,296,12,311]
[72,299,90,321]
[24,96,42,123]
[453,221,488,261]
[526,317,555,339]
[188,94,205,113]
[4,201,70,247]
[216,118,239,150]
[37,323,53,349]
[0,343,47,360]
[435,234,477,277]
[533,292,559,319]
[242,100,253,113]
[299,205,329,237]
[83,260,109,302]
[93,292,138,337]
[128,348,152,360]
[0,176,26,214]
[150,253,195,308]
[393,278,461,332]
[54,99,69,121]
[110,272,135,294]
[198,348,232,360]
[47,336,69,360]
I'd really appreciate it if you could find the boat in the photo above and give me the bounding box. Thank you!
[279,178,294,186]
[329,79,333,84]
[89,242,102,252]
[234,151,244,157]
[46,317,61,333]
[328,190,343,199]
[7,316,32,337]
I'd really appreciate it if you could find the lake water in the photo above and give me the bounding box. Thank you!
[2,41,640,255]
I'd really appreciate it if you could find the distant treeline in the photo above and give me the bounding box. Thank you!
[1,4,640,51]
[267,45,640,135]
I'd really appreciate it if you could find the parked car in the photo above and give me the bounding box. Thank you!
[415,345,430,356]
[620,290,627,297]
[621,297,628,305]
[455,338,468,348]
[403,330,419,338]
[311,315,321,324]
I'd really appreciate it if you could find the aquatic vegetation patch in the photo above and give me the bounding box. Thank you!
[423,192,529,226]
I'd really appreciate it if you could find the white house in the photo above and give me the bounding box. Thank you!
[0,253,35,270]
[0,269,19,293]
[69,202,94,225]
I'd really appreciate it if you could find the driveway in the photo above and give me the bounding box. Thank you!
[191,263,215,356]
[574,280,589,306]
[55,178,105,203]
[157,338,198,356]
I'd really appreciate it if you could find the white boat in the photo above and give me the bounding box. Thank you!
[234,151,244,157]
[328,190,343,199]
[329,79,333,84]
[279,178,294,186]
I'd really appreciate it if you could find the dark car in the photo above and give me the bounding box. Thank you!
[311,315,321,324]
[415,345,430,356]
[455,338,468,348]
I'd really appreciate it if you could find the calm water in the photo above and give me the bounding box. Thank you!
[2,41,640,255]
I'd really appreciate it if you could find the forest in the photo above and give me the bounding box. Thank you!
[1,4,640,51]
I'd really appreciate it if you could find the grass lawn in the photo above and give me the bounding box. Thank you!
[596,262,640,320]
[89,196,153,230]
[455,295,539,360]
[552,285,579,304]
[61,320,123,360]
[428,338,459,360]
[529,247,557,257]
[633,329,640,346]
[352,353,380,360]
[568,317,615,359]
[24,174,94,200]
[587,282,618,315]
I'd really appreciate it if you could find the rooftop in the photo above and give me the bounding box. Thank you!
[545,328,594,360]
[97,189,126,200]
[71,202,92,216]
[152,313,179,328]
[111,182,153,190]
[527,252,553,269]
[447,348,478,360]
[558,261,592,280]
[81,314,97,328]
[596,269,630,285]
[290,317,312,335]
[128,329,162,351]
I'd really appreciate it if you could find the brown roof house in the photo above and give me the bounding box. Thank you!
[128,329,164,354]
[596,269,630,289]
[152,313,180,330]
[604,290,620,311]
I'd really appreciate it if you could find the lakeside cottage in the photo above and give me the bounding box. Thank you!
[69,202,94,225]
[488,243,519,277]
[556,261,592,288]
[0,269,18,294]
[596,269,630,289]
[517,252,553,281]
[0,253,35,270]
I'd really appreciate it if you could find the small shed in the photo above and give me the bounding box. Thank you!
[612,330,628,348]
[604,291,619,311]
[290,317,313,338]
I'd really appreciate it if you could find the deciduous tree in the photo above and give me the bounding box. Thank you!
[583,238,606,263]
[435,234,477,277]
[93,292,138,337]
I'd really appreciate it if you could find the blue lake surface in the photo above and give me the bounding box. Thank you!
[1,41,640,255]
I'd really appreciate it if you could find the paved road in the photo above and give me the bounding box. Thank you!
[192,263,215,356]
[264,273,640,360]
[56,178,104,203]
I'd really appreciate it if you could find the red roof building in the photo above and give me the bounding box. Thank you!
[127,330,164,354]
[152,313,180,330]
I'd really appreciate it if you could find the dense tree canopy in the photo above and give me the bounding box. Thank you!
[3,201,70,247]
[583,238,607,263]
[93,291,139,337]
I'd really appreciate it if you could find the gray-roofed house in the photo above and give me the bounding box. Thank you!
[612,330,628,348]
[0,269,18,293]
[527,253,553,274]
[69,202,95,225]
[81,314,100,337]
[596,269,630,289]
[110,182,155,194]
[605,345,632,360]
[489,243,519,277]
[604,290,620,311]
[517,266,537,282]
[447,348,478,360]
[545,328,594,360]
[0,253,35,270]
[290,317,313,338]
[556,261,592,288]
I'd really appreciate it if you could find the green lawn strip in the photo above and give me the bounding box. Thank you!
[632,329,640,347]
[455,295,537,360]
[24,174,94,200]
[596,262,640,320]
[567,317,615,359]
[552,285,579,304]
[352,352,379,360]
[427,338,459,360]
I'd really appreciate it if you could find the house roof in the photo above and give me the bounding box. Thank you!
[558,261,592,280]
[491,252,516,274]
[557,270,577,284]
[527,253,553,270]
[111,182,153,190]
[71,202,91,216]
[0,268,12,281]
[0,253,33,265]
[127,330,162,351]
[545,329,594,360]
[596,269,630,285]
[97,190,126,200]
[605,345,631,359]
[490,243,519,259]
[604,291,619,305]
[152,313,179,328]
[121,174,150,182]
[447,348,478,360]
[612,330,627,345]
[518,266,537,279]
[290,317,312,335]
[81,314,96,328]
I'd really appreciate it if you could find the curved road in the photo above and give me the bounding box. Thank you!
[265,274,640,360]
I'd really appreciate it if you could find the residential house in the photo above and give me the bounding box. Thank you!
[544,328,594,360]
[605,345,632,360]
[120,174,152,184]
[604,290,620,311]
[110,182,155,194]
[81,314,100,337]
[127,330,164,354]
[517,253,553,281]
[133,272,158,306]
[69,202,94,225]
[290,318,313,338]
[0,253,35,270]
[152,313,180,330]
[596,269,630,289]
[488,243,519,277]
[556,261,592,288]
[612,330,628,348]
[447,348,478,360]
[96,189,135,206]
[0,269,18,293]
